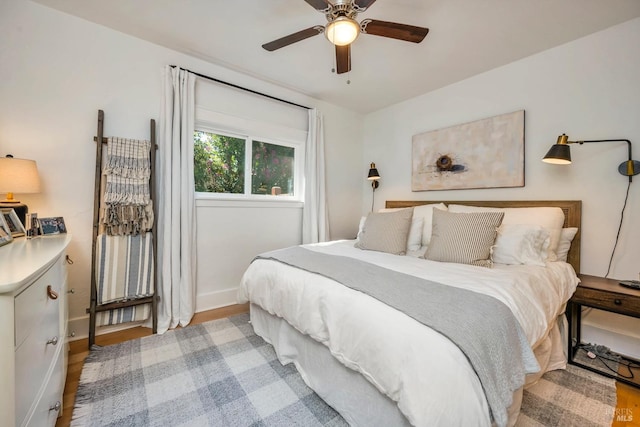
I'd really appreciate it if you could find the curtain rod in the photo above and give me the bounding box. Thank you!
[171,65,311,110]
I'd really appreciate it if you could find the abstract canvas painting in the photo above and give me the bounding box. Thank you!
[412,110,525,191]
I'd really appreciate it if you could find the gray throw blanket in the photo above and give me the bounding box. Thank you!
[256,247,540,427]
[101,137,154,235]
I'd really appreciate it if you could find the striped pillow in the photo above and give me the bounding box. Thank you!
[355,208,413,255]
[424,209,504,267]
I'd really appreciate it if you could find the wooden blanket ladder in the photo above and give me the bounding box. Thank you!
[87,109,158,348]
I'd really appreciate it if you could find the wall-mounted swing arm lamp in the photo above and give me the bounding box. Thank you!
[367,162,380,212]
[542,134,640,182]
[543,134,640,279]
[367,162,380,190]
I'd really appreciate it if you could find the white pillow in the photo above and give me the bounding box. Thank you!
[556,227,578,262]
[447,205,565,261]
[378,208,425,252]
[414,203,448,247]
[357,216,367,240]
[491,224,550,266]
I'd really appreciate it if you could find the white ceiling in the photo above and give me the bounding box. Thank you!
[32,0,640,114]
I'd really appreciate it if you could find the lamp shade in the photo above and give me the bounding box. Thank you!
[367,162,380,180]
[326,16,360,46]
[0,156,41,202]
[542,144,571,164]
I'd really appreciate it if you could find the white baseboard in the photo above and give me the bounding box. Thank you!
[195,287,240,312]
[67,287,241,342]
[582,308,640,360]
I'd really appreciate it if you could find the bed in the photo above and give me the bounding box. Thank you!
[237,200,582,427]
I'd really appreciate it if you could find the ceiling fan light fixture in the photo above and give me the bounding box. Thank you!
[326,16,360,46]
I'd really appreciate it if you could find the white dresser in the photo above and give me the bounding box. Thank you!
[0,235,72,427]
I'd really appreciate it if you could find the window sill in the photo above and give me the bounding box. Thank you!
[195,197,304,209]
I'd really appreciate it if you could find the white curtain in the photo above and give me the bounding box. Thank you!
[157,65,197,333]
[302,108,330,243]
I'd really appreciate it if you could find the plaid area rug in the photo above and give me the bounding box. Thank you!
[516,362,617,427]
[73,313,618,427]
[71,313,347,427]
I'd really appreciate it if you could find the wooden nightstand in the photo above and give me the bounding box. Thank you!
[567,274,640,388]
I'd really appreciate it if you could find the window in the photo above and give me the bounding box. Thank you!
[194,131,245,194]
[251,140,295,195]
[194,129,301,200]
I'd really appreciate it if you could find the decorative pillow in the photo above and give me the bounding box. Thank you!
[447,205,565,261]
[355,208,414,255]
[357,216,367,240]
[491,224,550,266]
[424,209,504,267]
[556,227,578,262]
[378,208,425,251]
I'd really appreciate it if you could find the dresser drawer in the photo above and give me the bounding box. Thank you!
[573,288,640,317]
[20,344,65,427]
[15,303,61,425]
[14,257,63,348]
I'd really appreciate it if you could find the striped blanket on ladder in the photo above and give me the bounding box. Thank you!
[96,136,155,326]
[96,233,154,326]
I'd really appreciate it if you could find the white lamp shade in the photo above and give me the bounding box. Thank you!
[0,157,41,195]
[326,17,360,46]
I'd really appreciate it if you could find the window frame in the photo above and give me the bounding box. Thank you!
[194,122,305,204]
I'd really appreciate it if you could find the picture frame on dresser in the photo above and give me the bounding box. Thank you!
[2,208,26,237]
[39,217,67,235]
[0,212,13,246]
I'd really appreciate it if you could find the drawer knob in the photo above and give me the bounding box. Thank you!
[614,299,622,305]
[46,336,59,346]
[49,401,61,412]
[47,285,59,300]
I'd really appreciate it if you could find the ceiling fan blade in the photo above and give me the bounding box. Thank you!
[335,44,351,74]
[303,0,330,11]
[361,19,429,43]
[353,0,377,11]
[262,26,324,51]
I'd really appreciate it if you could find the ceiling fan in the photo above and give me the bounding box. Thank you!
[262,0,429,74]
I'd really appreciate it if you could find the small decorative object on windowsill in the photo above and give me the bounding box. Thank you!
[0,155,41,226]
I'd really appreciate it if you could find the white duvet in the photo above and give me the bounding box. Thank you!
[237,240,579,426]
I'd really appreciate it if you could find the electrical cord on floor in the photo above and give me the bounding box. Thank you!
[604,179,631,278]
[577,343,640,380]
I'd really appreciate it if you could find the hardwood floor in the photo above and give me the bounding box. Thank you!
[56,303,640,427]
[613,382,640,426]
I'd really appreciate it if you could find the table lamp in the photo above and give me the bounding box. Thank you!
[0,155,41,225]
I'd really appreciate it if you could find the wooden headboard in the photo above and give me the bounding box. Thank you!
[386,200,582,274]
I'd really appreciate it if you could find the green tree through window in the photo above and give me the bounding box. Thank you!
[194,131,296,197]
[194,131,244,193]
[251,141,294,195]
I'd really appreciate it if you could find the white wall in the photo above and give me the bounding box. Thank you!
[362,18,640,356]
[195,201,303,310]
[0,0,364,339]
